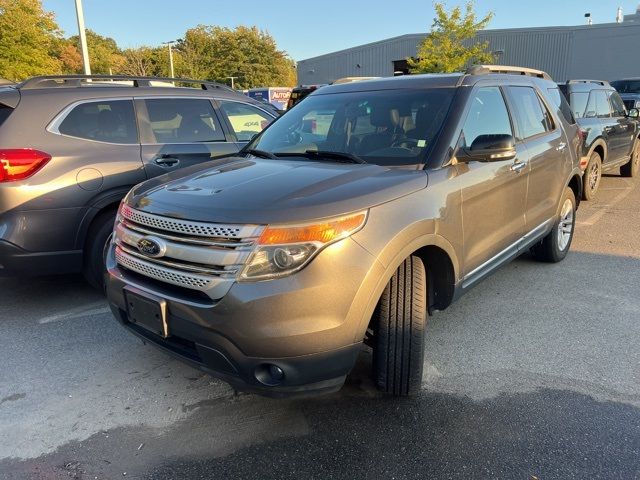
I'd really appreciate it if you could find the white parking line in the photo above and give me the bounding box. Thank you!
[37,302,110,324]
[577,180,634,226]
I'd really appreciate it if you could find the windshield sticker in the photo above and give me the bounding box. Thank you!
[417,139,427,147]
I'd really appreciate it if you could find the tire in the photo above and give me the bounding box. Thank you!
[83,210,116,290]
[531,187,576,263]
[582,152,602,201]
[620,139,640,178]
[372,255,427,396]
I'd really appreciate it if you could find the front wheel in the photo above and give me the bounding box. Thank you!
[620,139,640,178]
[582,152,602,201]
[531,187,576,263]
[372,255,427,396]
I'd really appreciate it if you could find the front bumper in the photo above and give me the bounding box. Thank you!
[105,237,383,397]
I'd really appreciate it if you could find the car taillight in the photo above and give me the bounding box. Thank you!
[0,149,51,182]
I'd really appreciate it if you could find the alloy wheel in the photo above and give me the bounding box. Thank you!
[557,198,574,252]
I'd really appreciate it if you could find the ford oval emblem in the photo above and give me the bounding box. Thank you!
[136,236,165,258]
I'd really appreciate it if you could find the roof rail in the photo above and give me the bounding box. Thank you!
[17,75,235,92]
[466,65,552,80]
[567,79,610,86]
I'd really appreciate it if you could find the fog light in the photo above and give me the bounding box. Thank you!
[254,363,286,386]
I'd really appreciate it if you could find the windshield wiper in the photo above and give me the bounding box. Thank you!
[242,148,278,159]
[273,150,366,164]
[305,150,366,164]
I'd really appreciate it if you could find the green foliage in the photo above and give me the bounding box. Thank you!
[0,0,295,86]
[409,1,494,74]
[0,0,62,81]
[176,26,297,88]
[67,30,125,74]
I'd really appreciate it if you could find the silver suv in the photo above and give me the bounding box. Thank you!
[0,75,276,287]
[106,66,587,397]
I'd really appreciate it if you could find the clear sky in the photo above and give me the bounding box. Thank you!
[43,0,640,61]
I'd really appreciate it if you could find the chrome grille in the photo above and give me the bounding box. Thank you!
[116,247,213,289]
[120,204,259,239]
[114,205,263,299]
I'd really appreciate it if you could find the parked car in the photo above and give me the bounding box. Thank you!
[611,78,640,112]
[106,66,583,398]
[286,84,326,109]
[558,79,640,200]
[0,75,277,288]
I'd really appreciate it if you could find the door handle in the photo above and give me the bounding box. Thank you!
[154,155,180,167]
[556,142,567,151]
[510,161,527,173]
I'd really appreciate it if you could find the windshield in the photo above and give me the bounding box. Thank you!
[247,88,455,167]
[611,80,640,94]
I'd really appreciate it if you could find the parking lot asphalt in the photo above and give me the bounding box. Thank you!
[1,174,639,480]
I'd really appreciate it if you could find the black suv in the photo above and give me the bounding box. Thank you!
[559,80,640,200]
[0,75,276,287]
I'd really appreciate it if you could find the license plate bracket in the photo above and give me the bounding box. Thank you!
[124,288,169,338]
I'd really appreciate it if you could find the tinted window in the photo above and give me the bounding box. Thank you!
[219,101,273,142]
[58,100,137,144]
[611,80,640,93]
[569,92,589,118]
[609,91,626,117]
[249,88,455,166]
[461,86,512,148]
[547,87,576,124]
[508,86,553,139]
[593,90,611,118]
[143,98,224,143]
[0,105,12,127]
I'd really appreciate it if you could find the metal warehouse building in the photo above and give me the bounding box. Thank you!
[297,8,640,85]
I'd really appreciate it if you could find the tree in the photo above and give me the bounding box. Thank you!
[409,1,494,74]
[54,38,83,73]
[177,26,296,88]
[120,46,168,77]
[67,30,125,74]
[0,0,62,80]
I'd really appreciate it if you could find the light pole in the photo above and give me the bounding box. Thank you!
[226,76,239,89]
[162,40,180,78]
[74,0,91,75]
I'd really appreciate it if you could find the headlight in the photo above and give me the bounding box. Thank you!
[239,211,368,281]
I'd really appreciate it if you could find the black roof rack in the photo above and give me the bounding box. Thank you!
[466,65,552,80]
[17,75,235,92]
[566,79,611,87]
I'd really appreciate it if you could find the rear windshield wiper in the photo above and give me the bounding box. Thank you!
[242,148,278,159]
[273,150,367,164]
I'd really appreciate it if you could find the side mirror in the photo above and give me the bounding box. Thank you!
[465,134,517,162]
[627,108,639,119]
[585,110,597,118]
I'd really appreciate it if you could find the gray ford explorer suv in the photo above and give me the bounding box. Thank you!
[0,75,276,288]
[106,66,585,397]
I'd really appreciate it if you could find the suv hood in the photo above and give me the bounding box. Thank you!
[128,157,428,224]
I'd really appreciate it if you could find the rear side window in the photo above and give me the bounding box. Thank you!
[58,100,138,144]
[461,86,513,148]
[0,105,13,127]
[569,92,589,118]
[588,90,611,118]
[547,87,576,124]
[507,86,554,140]
[142,98,225,143]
